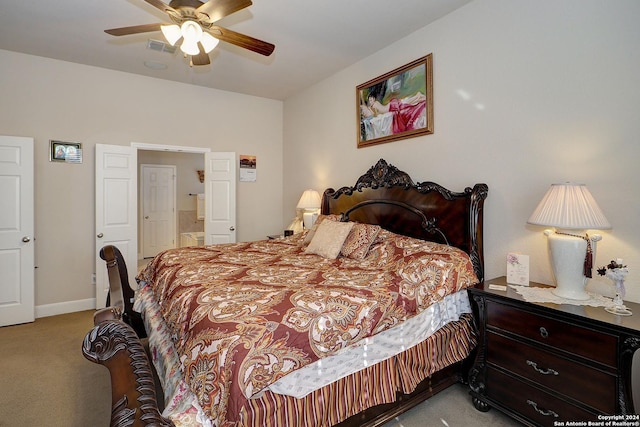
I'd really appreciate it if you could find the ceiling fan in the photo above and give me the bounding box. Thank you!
[105,0,275,66]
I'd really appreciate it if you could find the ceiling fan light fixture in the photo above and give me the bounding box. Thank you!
[160,24,182,46]
[178,21,204,56]
[200,32,219,53]
[180,21,203,44]
[180,40,201,56]
[105,1,275,61]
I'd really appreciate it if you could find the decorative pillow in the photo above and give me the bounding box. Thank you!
[302,214,341,245]
[341,223,382,259]
[304,220,354,259]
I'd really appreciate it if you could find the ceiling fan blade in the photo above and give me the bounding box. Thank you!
[105,23,164,36]
[208,25,274,56]
[191,49,211,66]
[144,0,179,15]
[197,0,252,23]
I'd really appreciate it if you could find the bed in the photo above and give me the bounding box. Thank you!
[83,159,488,427]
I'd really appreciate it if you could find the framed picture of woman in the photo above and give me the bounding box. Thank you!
[357,54,433,148]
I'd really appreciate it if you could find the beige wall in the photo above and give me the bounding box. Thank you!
[283,0,640,302]
[0,50,283,314]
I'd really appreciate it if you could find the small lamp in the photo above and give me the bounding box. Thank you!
[297,189,321,229]
[527,183,611,300]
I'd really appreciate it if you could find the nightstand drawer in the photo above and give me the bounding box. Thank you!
[487,331,616,413]
[486,300,617,367]
[486,367,598,424]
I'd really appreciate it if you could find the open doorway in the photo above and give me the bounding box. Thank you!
[137,149,205,262]
[96,143,236,309]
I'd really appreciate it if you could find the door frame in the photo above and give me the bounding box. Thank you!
[96,143,213,309]
[132,142,211,259]
[132,142,210,154]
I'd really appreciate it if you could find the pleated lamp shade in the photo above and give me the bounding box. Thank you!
[527,183,611,230]
[296,190,321,210]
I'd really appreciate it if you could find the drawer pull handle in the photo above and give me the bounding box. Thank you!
[526,360,559,376]
[539,327,549,338]
[527,400,559,418]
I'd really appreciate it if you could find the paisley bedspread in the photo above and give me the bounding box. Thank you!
[137,230,478,426]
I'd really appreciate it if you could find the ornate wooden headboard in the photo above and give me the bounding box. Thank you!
[322,159,488,281]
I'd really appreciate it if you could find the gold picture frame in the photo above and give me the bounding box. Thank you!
[357,54,433,148]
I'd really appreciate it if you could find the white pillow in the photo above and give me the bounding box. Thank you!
[304,220,354,259]
[302,214,341,245]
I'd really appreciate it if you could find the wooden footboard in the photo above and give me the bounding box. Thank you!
[82,309,174,427]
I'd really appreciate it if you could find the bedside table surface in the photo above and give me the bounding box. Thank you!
[480,276,640,334]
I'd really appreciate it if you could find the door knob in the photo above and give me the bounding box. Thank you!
[97,233,104,238]
[22,236,31,243]
[145,216,149,219]
[229,226,235,231]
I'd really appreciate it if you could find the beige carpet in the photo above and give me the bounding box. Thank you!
[0,310,110,427]
[0,310,517,427]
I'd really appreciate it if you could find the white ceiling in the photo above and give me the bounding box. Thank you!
[0,0,472,100]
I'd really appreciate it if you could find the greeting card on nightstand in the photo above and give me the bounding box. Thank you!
[506,253,530,286]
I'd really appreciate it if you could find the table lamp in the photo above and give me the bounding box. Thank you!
[297,189,321,229]
[527,183,611,300]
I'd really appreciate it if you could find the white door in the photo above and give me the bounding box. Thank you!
[204,152,236,244]
[0,136,34,326]
[95,144,137,309]
[141,164,176,258]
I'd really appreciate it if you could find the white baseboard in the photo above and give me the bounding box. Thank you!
[35,298,96,318]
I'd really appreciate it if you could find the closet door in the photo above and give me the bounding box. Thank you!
[0,135,34,326]
[95,144,137,309]
[204,152,236,244]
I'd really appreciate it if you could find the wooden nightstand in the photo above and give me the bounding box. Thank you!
[468,276,640,426]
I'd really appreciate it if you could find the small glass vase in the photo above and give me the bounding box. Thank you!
[605,278,632,316]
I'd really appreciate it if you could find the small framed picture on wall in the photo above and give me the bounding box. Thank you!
[50,140,82,163]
